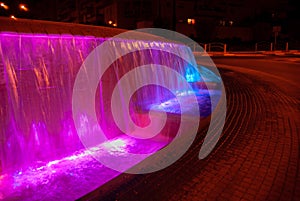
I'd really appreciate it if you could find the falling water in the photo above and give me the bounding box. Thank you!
[0,32,221,200]
[0,33,104,173]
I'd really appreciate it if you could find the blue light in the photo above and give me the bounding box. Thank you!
[185,66,201,82]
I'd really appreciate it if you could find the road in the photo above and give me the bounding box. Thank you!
[80,56,300,201]
[213,56,300,97]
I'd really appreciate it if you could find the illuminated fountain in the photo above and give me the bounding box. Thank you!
[0,29,221,200]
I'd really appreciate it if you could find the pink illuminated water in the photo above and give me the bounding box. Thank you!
[0,33,105,173]
[0,135,167,200]
[0,32,219,200]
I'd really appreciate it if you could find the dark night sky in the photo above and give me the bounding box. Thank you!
[1,0,299,40]
[1,0,298,21]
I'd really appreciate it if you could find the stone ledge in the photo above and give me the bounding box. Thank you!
[0,17,127,37]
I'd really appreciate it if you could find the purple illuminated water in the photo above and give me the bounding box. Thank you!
[0,135,167,200]
[0,33,102,174]
[0,32,219,200]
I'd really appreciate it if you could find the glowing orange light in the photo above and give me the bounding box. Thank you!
[187,18,195,25]
[112,23,117,27]
[0,2,9,10]
[108,20,113,25]
[10,15,16,20]
[19,4,28,11]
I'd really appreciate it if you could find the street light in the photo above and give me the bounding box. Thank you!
[19,4,28,11]
[187,18,195,25]
[10,15,16,20]
[0,2,9,10]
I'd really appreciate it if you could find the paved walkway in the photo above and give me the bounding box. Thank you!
[82,65,300,201]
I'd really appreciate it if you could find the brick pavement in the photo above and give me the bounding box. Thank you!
[82,67,299,201]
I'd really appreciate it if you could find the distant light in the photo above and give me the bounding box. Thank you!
[19,4,28,11]
[229,20,233,26]
[108,20,113,25]
[187,18,195,25]
[112,23,117,27]
[220,20,226,26]
[0,2,9,10]
[10,15,16,20]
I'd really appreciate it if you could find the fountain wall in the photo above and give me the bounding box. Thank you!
[0,18,201,174]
